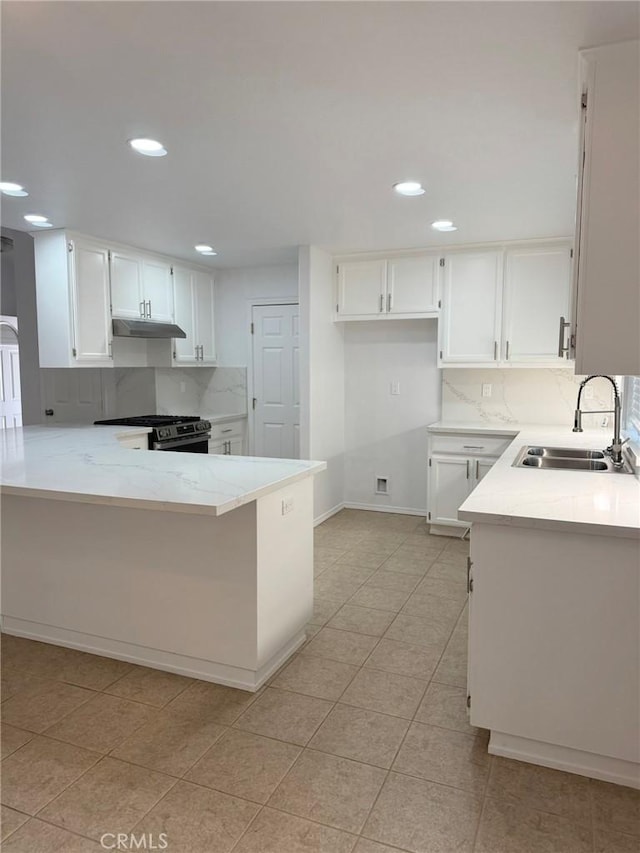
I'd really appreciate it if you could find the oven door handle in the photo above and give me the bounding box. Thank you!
[152,433,210,450]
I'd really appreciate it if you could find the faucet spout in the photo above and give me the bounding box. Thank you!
[572,375,624,465]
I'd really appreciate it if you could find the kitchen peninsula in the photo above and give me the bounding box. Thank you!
[0,425,325,690]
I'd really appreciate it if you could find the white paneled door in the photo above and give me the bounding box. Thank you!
[252,303,299,459]
[0,319,21,428]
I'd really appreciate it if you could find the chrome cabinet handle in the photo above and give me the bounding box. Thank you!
[387,292,392,312]
[557,316,570,358]
[463,445,484,450]
[199,345,204,360]
[146,301,152,318]
[493,341,498,360]
[221,428,232,434]
[505,340,510,360]
[379,294,384,312]
[466,459,470,479]
[139,301,145,318]
[475,459,480,479]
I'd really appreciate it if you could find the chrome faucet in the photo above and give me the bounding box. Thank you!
[573,375,627,466]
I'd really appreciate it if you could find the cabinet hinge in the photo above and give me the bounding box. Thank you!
[67,242,74,253]
[466,694,471,709]
[250,322,254,334]
[439,258,445,267]
[172,350,176,359]
[427,511,431,521]
[170,266,174,275]
[107,250,112,262]
[252,397,257,410]
[72,347,77,357]
[570,248,574,259]
[581,92,588,109]
[467,556,474,594]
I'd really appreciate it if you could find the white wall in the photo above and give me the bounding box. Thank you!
[214,264,298,366]
[299,246,345,522]
[344,320,440,515]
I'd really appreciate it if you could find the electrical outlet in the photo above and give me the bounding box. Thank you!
[391,381,400,396]
[282,497,294,515]
[601,416,609,428]
[482,383,492,398]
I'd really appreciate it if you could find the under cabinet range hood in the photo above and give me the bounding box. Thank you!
[112,318,186,339]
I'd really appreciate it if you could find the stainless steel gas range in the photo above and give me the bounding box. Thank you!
[94,415,212,453]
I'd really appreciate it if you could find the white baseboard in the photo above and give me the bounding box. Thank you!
[489,730,640,789]
[2,617,306,693]
[314,502,345,526]
[343,501,425,517]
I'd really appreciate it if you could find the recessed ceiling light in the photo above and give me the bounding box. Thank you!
[129,138,168,157]
[0,182,28,197]
[200,251,217,256]
[195,245,217,256]
[24,214,49,223]
[393,181,425,197]
[431,220,458,232]
[32,222,53,228]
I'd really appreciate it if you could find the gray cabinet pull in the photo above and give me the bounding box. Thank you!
[466,459,470,479]
[379,294,384,312]
[557,316,570,357]
[387,292,392,312]
[139,301,145,318]
[493,341,498,360]
[475,459,480,479]
[463,445,484,450]
[505,340,510,360]
[146,300,152,318]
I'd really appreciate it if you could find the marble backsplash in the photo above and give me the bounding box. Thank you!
[442,368,614,430]
[155,367,247,417]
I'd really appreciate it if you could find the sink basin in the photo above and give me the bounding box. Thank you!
[526,446,606,460]
[513,446,633,473]
[521,456,609,471]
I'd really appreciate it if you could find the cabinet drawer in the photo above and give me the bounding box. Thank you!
[429,433,513,457]
[209,420,245,441]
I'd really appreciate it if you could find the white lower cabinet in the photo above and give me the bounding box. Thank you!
[208,420,246,455]
[427,429,513,531]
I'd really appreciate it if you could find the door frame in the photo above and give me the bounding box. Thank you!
[0,315,21,427]
[247,297,299,457]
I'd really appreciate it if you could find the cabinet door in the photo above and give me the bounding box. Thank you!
[440,252,503,363]
[473,457,496,485]
[193,271,216,363]
[429,456,472,526]
[227,437,243,456]
[172,267,198,365]
[387,254,439,314]
[208,439,225,455]
[142,258,174,322]
[337,260,387,317]
[110,250,144,319]
[69,239,113,366]
[502,245,571,363]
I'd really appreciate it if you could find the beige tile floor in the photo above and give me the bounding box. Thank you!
[1,508,639,852]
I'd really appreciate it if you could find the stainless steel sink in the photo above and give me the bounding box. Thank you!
[513,445,633,473]
[526,446,606,460]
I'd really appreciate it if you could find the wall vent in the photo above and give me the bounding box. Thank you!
[375,476,389,495]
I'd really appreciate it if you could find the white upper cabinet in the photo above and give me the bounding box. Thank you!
[336,254,440,319]
[172,266,198,364]
[193,271,216,363]
[34,231,113,368]
[171,267,216,366]
[110,250,144,319]
[142,257,173,322]
[337,259,387,316]
[502,244,571,363]
[571,40,639,376]
[111,252,174,322]
[439,251,503,364]
[387,254,439,315]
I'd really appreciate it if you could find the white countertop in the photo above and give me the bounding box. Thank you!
[0,425,325,517]
[435,422,640,539]
[203,413,247,424]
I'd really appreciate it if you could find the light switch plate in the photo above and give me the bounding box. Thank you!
[391,381,401,396]
[282,497,294,515]
[482,383,492,398]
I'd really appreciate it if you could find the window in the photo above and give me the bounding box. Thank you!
[622,375,640,445]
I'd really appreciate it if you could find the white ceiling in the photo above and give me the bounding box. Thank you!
[1,1,638,268]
